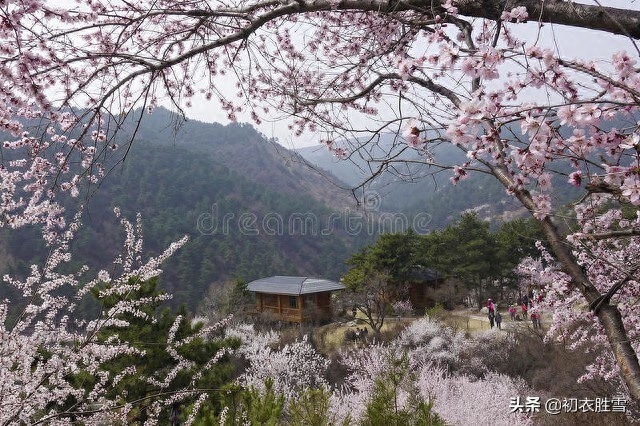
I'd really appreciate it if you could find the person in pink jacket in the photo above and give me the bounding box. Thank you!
[508,305,517,321]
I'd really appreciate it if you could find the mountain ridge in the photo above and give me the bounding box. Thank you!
[0,108,374,312]
[0,107,586,312]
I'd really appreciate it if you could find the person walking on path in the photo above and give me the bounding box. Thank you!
[508,305,516,321]
[495,311,502,330]
[531,312,541,330]
[488,311,495,328]
[486,298,496,314]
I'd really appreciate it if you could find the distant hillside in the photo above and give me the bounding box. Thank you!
[0,109,374,312]
[122,108,354,211]
[295,135,509,229]
[296,132,582,229]
[0,107,598,312]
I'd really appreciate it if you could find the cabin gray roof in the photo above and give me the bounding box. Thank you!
[247,276,345,295]
[408,267,441,282]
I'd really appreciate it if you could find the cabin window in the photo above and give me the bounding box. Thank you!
[289,296,298,309]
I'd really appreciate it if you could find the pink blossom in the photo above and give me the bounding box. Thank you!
[332,146,348,159]
[327,318,530,425]
[402,119,424,147]
[236,334,329,401]
[622,175,640,204]
[536,172,553,192]
[556,104,578,126]
[620,133,640,150]
[396,57,415,80]
[442,0,458,14]
[532,193,551,219]
[576,104,601,125]
[501,6,529,23]
[438,44,460,68]
[612,51,637,78]
[568,171,582,186]
[603,165,627,187]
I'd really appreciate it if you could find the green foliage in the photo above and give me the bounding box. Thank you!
[288,388,337,426]
[419,213,535,306]
[367,231,420,282]
[422,212,498,279]
[362,350,446,426]
[425,303,445,319]
[344,213,542,311]
[345,231,420,286]
[236,381,285,426]
[215,380,285,426]
[494,218,545,267]
[341,264,369,291]
[210,383,347,426]
[84,277,239,424]
[363,378,408,426]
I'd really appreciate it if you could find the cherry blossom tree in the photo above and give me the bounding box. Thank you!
[2,0,640,406]
[516,221,640,394]
[223,316,529,423]
[0,206,238,424]
[231,329,330,401]
[328,317,530,424]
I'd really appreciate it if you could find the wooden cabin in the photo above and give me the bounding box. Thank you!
[406,268,445,311]
[247,276,345,323]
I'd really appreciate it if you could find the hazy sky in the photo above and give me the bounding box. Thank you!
[172,0,640,149]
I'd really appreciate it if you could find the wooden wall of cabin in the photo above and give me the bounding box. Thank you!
[254,291,337,323]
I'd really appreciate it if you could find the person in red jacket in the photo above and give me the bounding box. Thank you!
[521,303,528,320]
[508,305,517,321]
[486,298,496,314]
[531,311,541,329]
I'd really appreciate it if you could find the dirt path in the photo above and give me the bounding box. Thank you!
[444,309,543,333]
[313,309,544,353]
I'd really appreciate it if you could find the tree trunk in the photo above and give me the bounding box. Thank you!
[299,0,640,39]
[537,215,640,403]
[450,0,640,39]
[491,164,640,403]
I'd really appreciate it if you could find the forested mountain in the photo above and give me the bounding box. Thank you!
[1,108,372,312]
[296,132,584,229]
[126,108,353,211]
[0,107,596,313]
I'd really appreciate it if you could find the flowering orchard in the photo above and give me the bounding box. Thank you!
[1,0,640,413]
[225,317,532,425]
